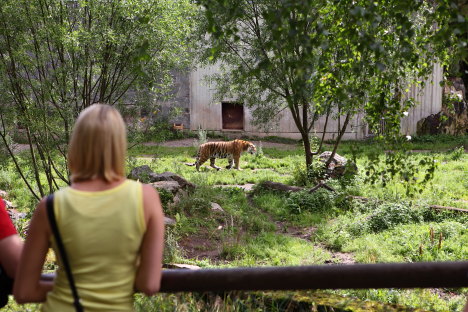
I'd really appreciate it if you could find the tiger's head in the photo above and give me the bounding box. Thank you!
[234,139,256,154]
[245,141,257,154]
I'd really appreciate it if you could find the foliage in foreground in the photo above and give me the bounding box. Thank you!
[0,0,199,199]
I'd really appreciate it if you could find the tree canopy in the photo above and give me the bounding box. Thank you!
[0,0,199,199]
[197,0,463,167]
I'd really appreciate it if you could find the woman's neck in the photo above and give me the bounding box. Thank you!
[71,177,126,192]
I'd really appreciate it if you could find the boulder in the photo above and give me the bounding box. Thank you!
[211,202,224,213]
[416,104,468,136]
[128,165,154,183]
[149,172,196,190]
[318,152,357,179]
[129,167,196,192]
[151,181,181,194]
[418,82,468,136]
[164,217,177,226]
[319,151,348,166]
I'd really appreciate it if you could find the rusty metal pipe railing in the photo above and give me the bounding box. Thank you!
[41,261,468,292]
[159,261,468,293]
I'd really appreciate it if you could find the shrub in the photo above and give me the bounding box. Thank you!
[422,207,468,224]
[286,190,335,214]
[433,221,466,239]
[448,146,465,161]
[291,160,327,187]
[367,202,423,232]
[158,188,174,212]
[195,126,207,146]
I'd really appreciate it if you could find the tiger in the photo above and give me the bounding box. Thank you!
[191,139,256,171]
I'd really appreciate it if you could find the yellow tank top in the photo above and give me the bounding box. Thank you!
[42,180,146,312]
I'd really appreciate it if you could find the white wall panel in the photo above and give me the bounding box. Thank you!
[190,63,443,139]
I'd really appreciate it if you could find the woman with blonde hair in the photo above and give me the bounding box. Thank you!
[14,104,165,311]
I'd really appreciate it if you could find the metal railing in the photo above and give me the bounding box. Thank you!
[41,261,468,292]
[159,261,468,293]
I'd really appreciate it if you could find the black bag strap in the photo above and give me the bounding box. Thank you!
[0,264,13,308]
[46,195,84,312]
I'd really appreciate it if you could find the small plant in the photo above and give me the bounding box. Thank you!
[292,159,327,187]
[367,202,423,233]
[158,189,174,213]
[364,147,438,197]
[163,227,183,263]
[255,141,264,158]
[286,190,335,214]
[449,146,465,161]
[194,125,208,146]
[177,196,211,215]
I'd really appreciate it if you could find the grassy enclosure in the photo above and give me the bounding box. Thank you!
[2,134,467,311]
[1,0,467,310]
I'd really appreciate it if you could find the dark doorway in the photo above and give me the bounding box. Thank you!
[222,102,244,130]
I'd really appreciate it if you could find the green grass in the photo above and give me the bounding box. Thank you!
[2,135,467,312]
[119,136,468,312]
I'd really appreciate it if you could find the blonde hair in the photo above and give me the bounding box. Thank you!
[68,104,127,183]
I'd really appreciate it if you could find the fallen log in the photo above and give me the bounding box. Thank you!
[258,181,336,193]
[430,205,468,213]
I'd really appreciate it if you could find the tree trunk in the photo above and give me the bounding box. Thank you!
[459,60,468,100]
[302,132,313,167]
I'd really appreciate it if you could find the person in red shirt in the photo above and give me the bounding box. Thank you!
[0,197,23,279]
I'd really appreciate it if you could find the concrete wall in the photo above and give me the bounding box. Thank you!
[161,70,191,128]
[189,63,443,140]
[400,63,443,136]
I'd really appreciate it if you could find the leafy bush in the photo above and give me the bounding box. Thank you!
[448,146,465,161]
[422,207,468,224]
[433,221,466,239]
[286,190,335,214]
[158,188,174,212]
[291,160,327,186]
[195,126,207,146]
[367,202,423,233]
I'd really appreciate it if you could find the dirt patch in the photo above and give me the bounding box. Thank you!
[175,185,356,266]
[178,233,223,261]
[326,252,355,265]
[275,222,317,241]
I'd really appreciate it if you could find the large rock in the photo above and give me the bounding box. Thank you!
[128,166,195,191]
[418,82,468,136]
[318,152,357,178]
[128,165,154,183]
[151,181,181,194]
[416,104,468,136]
[211,202,224,213]
[150,172,196,190]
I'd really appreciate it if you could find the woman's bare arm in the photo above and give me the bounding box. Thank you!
[134,184,165,295]
[13,198,54,303]
[0,233,22,278]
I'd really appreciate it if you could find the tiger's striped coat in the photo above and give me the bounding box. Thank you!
[193,139,256,171]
